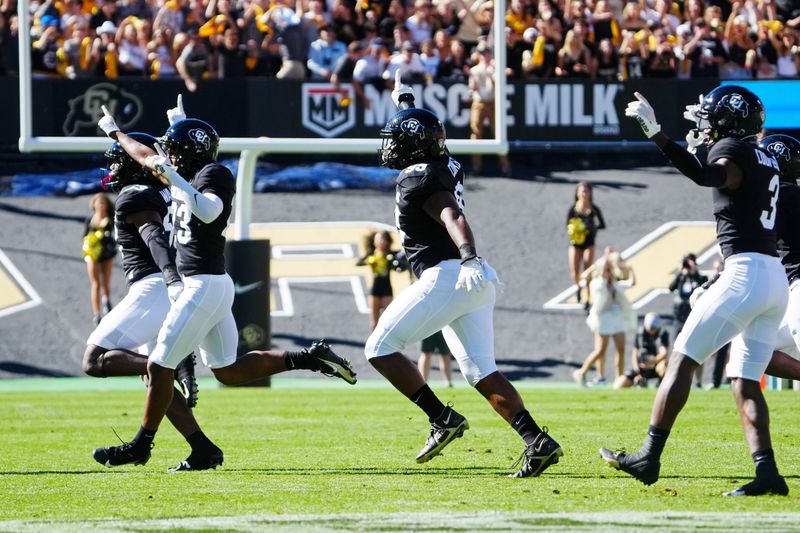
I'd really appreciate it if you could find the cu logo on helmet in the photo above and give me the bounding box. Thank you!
[188,128,211,150]
[768,141,790,161]
[401,118,424,137]
[722,93,749,117]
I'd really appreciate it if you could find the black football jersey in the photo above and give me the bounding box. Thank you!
[171,163,235,276]
[114,184,172,285]
[395,156,464,278]
[708,137,781,258]
[776,181,800,282]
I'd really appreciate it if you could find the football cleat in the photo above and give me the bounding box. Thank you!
[509,427,563,478]
[723,475,789,496]
[306,340,357,385]
[415,405,469,463]
[169,446,224,472]
[93,441,153,467]
[599,447,660,485]
[175,353,199,408]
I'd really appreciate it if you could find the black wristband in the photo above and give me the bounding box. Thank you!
[459,244,477,263]
[162,266,181,286]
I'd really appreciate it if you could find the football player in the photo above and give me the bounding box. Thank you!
[601,86,789,497]
[363,76,563,477]
[91,101,357,468]
[85,131,222,471]
[757,135,800,382]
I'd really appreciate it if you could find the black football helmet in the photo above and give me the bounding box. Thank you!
[759,134,800,182]
[160,118,220,177]
[102,132,159,192]
[379,108,447,169]
[696,85,765,143]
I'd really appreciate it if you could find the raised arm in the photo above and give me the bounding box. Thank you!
[625,92,743,189]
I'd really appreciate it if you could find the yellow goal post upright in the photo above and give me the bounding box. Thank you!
[17,0,509,240]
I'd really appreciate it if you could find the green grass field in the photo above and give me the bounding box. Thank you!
[0,378,798,531]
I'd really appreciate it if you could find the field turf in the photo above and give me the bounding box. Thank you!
[0,378,798,531]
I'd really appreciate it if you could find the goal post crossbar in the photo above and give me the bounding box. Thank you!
[17,0,508,239]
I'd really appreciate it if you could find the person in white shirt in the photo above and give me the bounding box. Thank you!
[383,40,426,83]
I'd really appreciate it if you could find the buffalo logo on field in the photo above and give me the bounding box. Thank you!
[189,128,211,150]
[63,83,142,136]
[766,141,790,162]
[722,93,749,118]
[301,83,355,138]
[401,118,423,136]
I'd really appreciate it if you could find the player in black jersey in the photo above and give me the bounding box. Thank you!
[694,135,800,383]
[91,101,357,468]
[600,86,789,497]
[363,76,563,477]
[755,135,800,384]
[86,132,223,471]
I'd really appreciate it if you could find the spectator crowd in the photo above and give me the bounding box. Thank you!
[0,0,798,88]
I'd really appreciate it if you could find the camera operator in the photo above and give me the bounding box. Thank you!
[669,253,707,333]
[614,312,669,389]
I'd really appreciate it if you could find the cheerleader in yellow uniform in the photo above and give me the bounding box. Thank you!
[356,230,406,330]
[83,193,117,325]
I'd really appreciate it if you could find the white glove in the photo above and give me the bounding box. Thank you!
[625,92,661,138]
[167,281,184,303]
[167,94,187,125]
[685,129,707,154]
[455,258,486,292]
[98,105,120,139]
[145,150,181,185]
[682,93,704,125]
[689,285,705,308]
[391,69,414,109]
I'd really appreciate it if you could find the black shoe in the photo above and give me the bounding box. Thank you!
[93,441,153,467]
[169,446,224,472]
[175,354,198,408]
[509,428,563,478]
[724,475,789,496]
[599,448,660,485]
[306,340,357,385]
[93,315,102,327]
[415,404,469,463]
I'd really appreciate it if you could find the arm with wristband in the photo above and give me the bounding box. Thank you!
[146,146,224,224]
[421,190,486,292]
[126,210,183,301]
[625,92,742,189]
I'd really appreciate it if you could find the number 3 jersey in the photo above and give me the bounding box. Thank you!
[170,163,235,276]
[114,184,172,286]
[708,137,780,259]
[395,156,465,278]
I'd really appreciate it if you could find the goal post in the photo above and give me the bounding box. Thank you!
[17,0,509,239]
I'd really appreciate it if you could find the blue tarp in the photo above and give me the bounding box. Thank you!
[2,160,397,196]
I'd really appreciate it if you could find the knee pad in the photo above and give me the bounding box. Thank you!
[459,354,497,387]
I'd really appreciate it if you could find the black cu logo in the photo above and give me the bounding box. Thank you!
[189,128,211,150]
[767,141,790,161]
[724,94,749,117]
[401,118,423,137]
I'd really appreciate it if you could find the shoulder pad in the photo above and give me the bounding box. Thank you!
[397,163,433,192]
[194,164,235,191]
[116,184,167,215]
